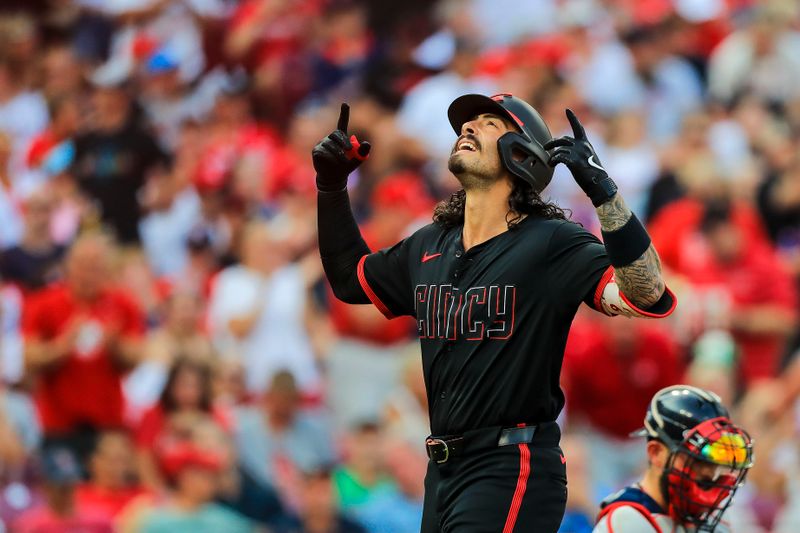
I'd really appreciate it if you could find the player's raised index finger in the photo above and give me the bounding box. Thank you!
[337,103,350,133]
[565,109,586,140]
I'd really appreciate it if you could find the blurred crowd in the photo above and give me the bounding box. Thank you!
[0,0,799,531]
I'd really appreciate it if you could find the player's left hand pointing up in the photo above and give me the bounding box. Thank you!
[312,103,371,192]
[545,109,618,207]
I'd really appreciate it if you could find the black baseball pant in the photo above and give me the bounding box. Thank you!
[421,422,567,533]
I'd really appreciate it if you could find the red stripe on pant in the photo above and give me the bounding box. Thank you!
[502,443,531,533]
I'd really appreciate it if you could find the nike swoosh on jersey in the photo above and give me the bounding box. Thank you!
[560,454,567,464]
[421,252,443,263]
[588,154,605,171]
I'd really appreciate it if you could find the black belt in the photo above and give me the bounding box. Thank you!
[425,423,557,464]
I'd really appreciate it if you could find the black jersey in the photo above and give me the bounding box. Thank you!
[358,216,611,435]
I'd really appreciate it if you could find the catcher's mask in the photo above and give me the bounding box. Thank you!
[632,385,754,531]
[660,416,753,531]
[447,93,553,192]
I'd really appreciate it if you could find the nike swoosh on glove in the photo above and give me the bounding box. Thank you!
[544,109,617,207]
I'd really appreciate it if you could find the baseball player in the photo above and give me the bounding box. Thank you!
[594,385,754,533]
[313,94,676,532]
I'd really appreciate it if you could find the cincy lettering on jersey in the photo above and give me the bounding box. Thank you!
[415,284,516,340]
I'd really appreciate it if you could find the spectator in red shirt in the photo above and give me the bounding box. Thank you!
[648,193,769,274]
[23,232,144,464]
[125,289,215,421]
[683,200,798,388]
[135,357,230,492]
[76,430,149,521]
[563,313,684,501]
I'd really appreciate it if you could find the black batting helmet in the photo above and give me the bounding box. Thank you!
[447,93,554,192]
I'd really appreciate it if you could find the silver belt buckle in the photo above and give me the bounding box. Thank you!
[427,438,450,464]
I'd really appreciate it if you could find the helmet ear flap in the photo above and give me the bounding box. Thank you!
[497,132,552,192]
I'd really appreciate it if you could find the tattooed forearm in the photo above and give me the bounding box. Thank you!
[614,246,665,308]
[596,195,666,309]
[596,194,632,231]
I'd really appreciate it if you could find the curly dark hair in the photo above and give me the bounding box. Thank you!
[432,178,570,229]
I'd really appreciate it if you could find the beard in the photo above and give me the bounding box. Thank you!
[448,152,501,191]
[447,151,467,175]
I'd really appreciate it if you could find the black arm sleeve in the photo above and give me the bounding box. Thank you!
[317,188,371,304]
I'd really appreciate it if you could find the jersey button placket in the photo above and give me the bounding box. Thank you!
[454,250,463,280]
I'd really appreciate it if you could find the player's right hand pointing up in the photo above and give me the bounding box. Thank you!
[312,103,371,192]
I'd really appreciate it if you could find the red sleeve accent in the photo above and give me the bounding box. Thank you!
[135,406,165,449]
[21,287,60,339]
[596,501,664,533]
[26,134,53,167]
[356,255,396,319]
[618,286,678,318]
[116,290,146,336]
[592,266,616,315]
[229,0,259,30]
[212,406,233,433]
[21,291,45,339]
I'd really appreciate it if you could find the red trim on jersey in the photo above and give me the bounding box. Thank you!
[592,266,616,315]
[502,443,531,533]
[596,501,664,533]
[356,255,396,319]
[618,285,678,318]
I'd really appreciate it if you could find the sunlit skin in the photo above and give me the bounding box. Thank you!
[445,112,525,251]
[170,367,204,411]
[447,113,517,190]
[705,221,744,265]
[90,431,136,490]
[300,472,338,533]
[174,467,218,510]
[65,235,113,301]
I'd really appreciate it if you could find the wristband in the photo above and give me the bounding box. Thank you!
[588,176,618,207]
[601,213,651,267]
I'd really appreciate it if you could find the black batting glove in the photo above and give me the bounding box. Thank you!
[312,103,371,192]
[544,109,618,207]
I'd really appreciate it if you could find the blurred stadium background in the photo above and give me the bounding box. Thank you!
[0,0,799,531]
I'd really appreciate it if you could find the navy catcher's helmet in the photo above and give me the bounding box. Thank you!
[633,385,753,532]
[631,385,730,444]
[447,93,554,192]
